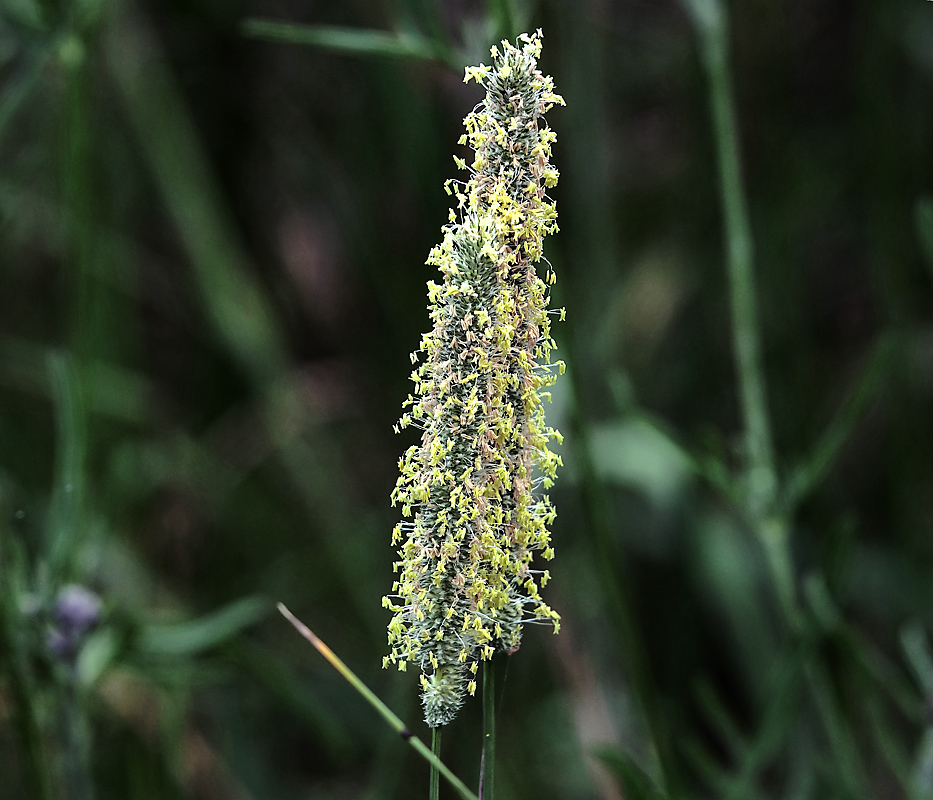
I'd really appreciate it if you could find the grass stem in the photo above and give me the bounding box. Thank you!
[699,5,777,520]
[431,728,441,800]
[481,659,495,800]
[684,0,794,618]
[277,604,478,800]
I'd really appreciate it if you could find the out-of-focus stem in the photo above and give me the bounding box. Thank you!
[700,4,776,516]
[685,0,793,617]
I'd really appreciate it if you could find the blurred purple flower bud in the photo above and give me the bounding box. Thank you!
[46,627,76,661]
[54,585,102,638]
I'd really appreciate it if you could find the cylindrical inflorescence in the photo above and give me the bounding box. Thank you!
[383,30,564,728]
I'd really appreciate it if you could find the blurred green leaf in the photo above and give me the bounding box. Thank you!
[0,337,153,424]
[0,0,45,32]
[78,627,119,687]
[594,746,668,800]
[588,417,691,504]
[105,7,287,385]
[242,20,446,63]
[680,0,723,36]
[138,596,271,657]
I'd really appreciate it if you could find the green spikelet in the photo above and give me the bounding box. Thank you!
[383,30,564,728]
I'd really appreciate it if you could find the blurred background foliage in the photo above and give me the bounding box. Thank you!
[2,0,933,798]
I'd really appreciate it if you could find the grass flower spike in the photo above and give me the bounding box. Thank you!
[383,30,565,728]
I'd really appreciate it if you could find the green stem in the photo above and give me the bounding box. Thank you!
[46,353,86,582]
[61,671,94,800]
[703,9,776,518]
[431,728,441,800]
[685,0,793,618]
[481,660,495,800]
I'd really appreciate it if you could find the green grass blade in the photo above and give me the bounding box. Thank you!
[105,5,390,639]
[784,335,893,510]
[0,337,152,424]
[137,596,272,657]
[104,7,287,385]
[277,604,479,800]
[682,0,777,524]
[46,352,86,579]
[242,20,443,62]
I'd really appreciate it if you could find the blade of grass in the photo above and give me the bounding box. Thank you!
[0,337,153,424]
[682,0,776,523]
[104,6,286,386]
[864,692,912,793]
[721,649,805,800]
[241,20,449,63]
[804,659,869,797]
[277,603,479,800]
[682,0,797,625]
[695,678,750,764]
[137,596,272,657]
[804,574,919,720]
[46,352,86,581]
[680,734,770,800]
[784,335,893,510]
[105,3,387,638]
[395,0,453,59]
